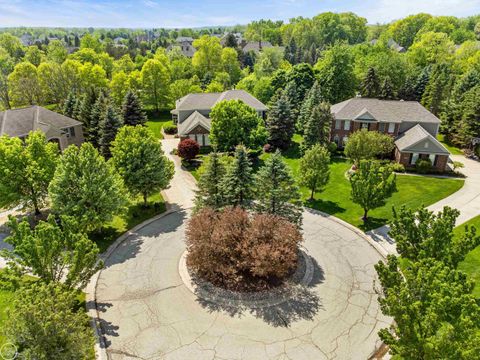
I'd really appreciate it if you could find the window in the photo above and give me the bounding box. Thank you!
[361,122,369,130]
[379,123,385,132]
[410,153,419,165]
[335,120,341,130]
[344,120,351,131]
[388,123,395,133]
[64,127,76,138]
[429,154,436,165]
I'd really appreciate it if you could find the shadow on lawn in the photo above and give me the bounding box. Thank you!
[359,217,389,232]
[305,198,346,215]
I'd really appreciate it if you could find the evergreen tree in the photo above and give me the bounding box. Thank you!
[266,90,294,149]
[224,33,238,49]
[63,92,76,118]
[78,88,97,131]
[72,96,82,120]
[99,105,123,158]
[221,145,253,208]
[89,92,108,148]
[297,80,323,132]
[121,90,147,126]
[254,150,303,226]
[361,67,380,98]
[459,86,480,145]
[195,150,226,210]
[303,102,333,149]
[379,76,396,100]
[285,38,297,64]
[413,67,430,102]
[421,63,450,116]
[398,75,417,101]
[284,80,301,121]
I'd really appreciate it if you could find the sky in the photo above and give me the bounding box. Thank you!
[0,0,479,28]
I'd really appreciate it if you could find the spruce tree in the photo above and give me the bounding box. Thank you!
[361,67,380,98]
[78,88,97,131]
[221,145,253,208]
[99,104,123,158]
[121,90,147,126]
[285,38,297,64]
[284,80,301,122]
[72,96,82,120]
[266,90,294,150]
[303,102,333,149]
[398,75,417,101]
[63,92,76,118]
[459,86,480,145]
[254,150,302,226]
[194,151,226,210]
[89,92,107,148]
[379,76,396,100]
[421,64,449,116]
[297,80,323,133]
[414,67,430,102]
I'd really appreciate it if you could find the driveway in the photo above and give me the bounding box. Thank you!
[92,139,389,360]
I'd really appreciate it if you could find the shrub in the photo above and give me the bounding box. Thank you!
[178,138,200,161]
[391,163,406,173]
[327,141,337,154]
[415,158,432,174]
[163,124,177,135]
[186,207,302,291]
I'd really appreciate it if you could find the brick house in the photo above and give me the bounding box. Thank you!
[330,98,450,171]
[171,90,268,147]
[0,106,84,151]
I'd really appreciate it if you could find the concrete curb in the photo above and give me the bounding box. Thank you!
[86,206,176,360]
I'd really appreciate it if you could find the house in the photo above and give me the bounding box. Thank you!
[241,41,273,54]
[171,90,268,147]
[0,106,84,151]
[19,33,34,46]
[220,32,244,47]
[369,38,406,53]
[330,98,450,171]
[167,36,196,57]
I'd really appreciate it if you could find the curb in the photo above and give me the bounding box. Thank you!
[86,205,176,360]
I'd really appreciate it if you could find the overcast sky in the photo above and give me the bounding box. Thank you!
[0,0,479,28]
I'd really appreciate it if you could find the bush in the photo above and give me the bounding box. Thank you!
[415,158,432,174]
[178,138,200,161]
[327,141,337,154]
[186,207,302,291]
[391,163,406,173]
[163,124,177,135]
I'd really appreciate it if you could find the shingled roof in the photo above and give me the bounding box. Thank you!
[178,111,211,136]
[174,90,267,112]
[395,124,449,154]
[331,98,441,124]
[0,106,81,138]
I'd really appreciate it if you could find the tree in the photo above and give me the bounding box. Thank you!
[0,47,14,109]
[209,100,268,151]
[408,32,455,68]
[194,151,226,210]
[361,67,380,98]
[88,91,108,147]
[99,104,123,158]
[390,205,480,268]
[413,67,431,102]
[297,80,324,132]
[266,90,294,149]
[375,256,480,359]
[303,102,333,149]
[192,35,223,77]
[141,58,170,111]
[109,71,130,106]
[63,92,77,118]
[2,215,103,289]
[121,90,147,126]
[386,13,432,48]
[8,61,41,106]
[177,138,200,161]
[221,145,253,208]
[111,126,174,206]
[421,63,450,116]
[78,87,97,131]
[459,86,480,144]
[48,142,128,232]
[299,144,331,200]
[344,129,395,164]
[24,46,44,67]
[0,131,58,214]
[379,76,395,100]
[286,63,316,106]
[4,283,95,360]
[350,160,396,222]
[221,47,241,85]
[254,150,303,226]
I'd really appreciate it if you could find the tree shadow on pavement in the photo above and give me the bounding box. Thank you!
[87,301,119,348]
[195,256,325,328]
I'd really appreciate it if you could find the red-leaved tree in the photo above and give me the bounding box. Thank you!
[178,138,200,161]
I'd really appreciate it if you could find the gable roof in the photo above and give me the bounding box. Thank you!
[331,98,441,124]
[242,41,273,53]
[395,124,450,155]
[0,106,81,138]
[174,90,268,112]
[178,111,211,136]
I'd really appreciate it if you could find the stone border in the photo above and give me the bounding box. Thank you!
[178,249,315,308]
[86,208,175,360]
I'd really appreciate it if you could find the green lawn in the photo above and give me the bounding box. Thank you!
[457,215,480,298]
[145,110,174,140]
[0,288,14,346]
[90,192,166,253]
[437,134,463,155]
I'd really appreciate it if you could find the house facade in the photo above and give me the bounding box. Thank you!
[330,98,450,171]
[167,37,196,57]
[171,90,268,147]
[0,106,84,151]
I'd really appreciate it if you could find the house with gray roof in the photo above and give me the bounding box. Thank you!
[171,90,268,146]
[0,106,84,151]
[330,97,450,171]
[167,37,196,57]
[241,41,273,54]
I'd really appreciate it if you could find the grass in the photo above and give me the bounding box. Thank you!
[0,288,14,346]
[145,110,174,140]
[90,192,166,253]
[457,215,480,298]
[437,134,463,155]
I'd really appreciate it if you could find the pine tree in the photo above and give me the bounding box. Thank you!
[99,105,123,158]
[78,88,97,131]
[266,90,294,149]
[303,102,333,149]
[72,96,82,120]
[284,80,301,122]
[459,86,480,146]
[398,75,417,101]
[194,150,226,210]
[361,67,380,98]
[297,80,323,133]
[285,38,297,64]
[221,145,253,208]
[89,92,108,148]
[421,64,449,116]
[379,76,396,100]
[414,67,430,102]
[121,90,147,126]
[254,150,303,226]
[63,92,76,118]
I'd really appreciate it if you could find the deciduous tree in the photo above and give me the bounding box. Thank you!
[299,144,331,200]
[344,129,394,164]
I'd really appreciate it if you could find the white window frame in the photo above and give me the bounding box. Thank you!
[388,123,395,133]
[344,120,351,131]
[335,120,341,130]
[429,154,436,165]
[411,153,419,165]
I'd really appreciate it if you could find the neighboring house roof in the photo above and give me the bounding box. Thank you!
[387,39,406,53]
[0,106,81,138]
[176,36,194,43]
[331,98,441,124]
[395,124,450,155]
[178,111,211,136]
[242,41,273,53]
[174,90,268,112]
